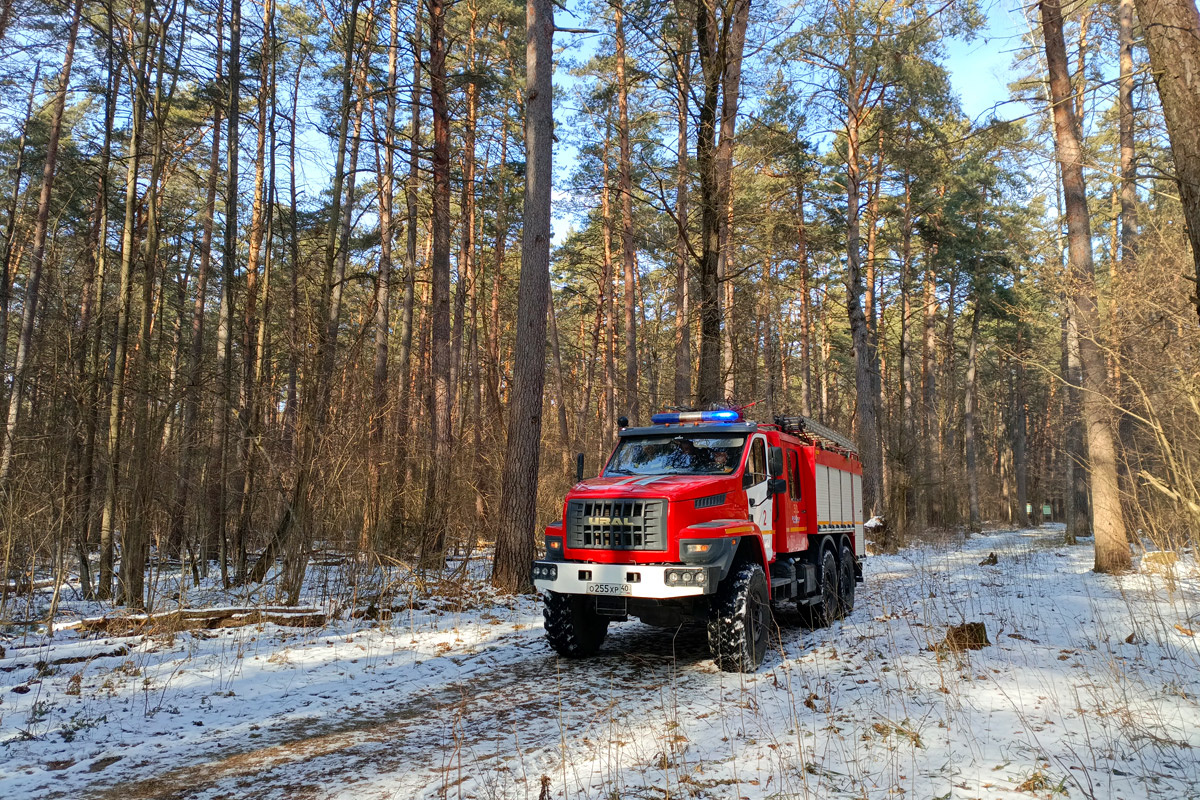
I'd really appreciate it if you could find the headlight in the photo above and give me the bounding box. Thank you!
[531,563,558,581]
[666,568,705,586]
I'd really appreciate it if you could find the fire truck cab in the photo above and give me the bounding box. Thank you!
[531,411,865,672]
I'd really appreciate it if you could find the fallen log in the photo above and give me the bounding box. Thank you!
[77,607,326,637]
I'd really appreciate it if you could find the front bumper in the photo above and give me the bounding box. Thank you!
[532,561,718,599]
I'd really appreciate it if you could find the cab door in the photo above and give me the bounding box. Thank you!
[744,435,773,559]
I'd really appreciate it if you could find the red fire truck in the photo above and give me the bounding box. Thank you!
[531,410,865,672]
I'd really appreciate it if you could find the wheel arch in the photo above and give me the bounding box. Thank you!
[731,535,772,598]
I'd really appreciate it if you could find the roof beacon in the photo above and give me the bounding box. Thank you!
[650,409,741,425]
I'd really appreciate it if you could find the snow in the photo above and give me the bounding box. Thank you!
[3,525,1199,799]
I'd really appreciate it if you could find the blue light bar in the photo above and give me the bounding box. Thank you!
[651,410,741,425]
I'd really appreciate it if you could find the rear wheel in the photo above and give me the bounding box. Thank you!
[707,562,771,672]
[838,537,857,617]
[802,543,841,628]
[543,591,609,657]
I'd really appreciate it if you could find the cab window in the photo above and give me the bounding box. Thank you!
[747,438,768,485]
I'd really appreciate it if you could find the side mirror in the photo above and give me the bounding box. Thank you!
[575,453,585,482]
[769,446,784,478]
[768,477,788,496]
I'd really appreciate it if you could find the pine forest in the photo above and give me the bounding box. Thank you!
[1,0,1199,611]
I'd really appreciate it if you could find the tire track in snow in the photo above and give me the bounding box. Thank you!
[72,622,721,799]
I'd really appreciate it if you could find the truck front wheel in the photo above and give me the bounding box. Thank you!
[707,562,771,672]
[543,591,609,657]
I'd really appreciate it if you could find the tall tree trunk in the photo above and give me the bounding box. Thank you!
[897,176,915,537]
[1041,0,1130,572]
[548,291,571,476]
[615,1,638,422]
[694,0,722,406]
[716,0,749,404]
[601,124,616,450]
[1132,0,1200,323]
[125,0,186,607]
[485,103,507,431]
[492,0,552,592]
[1114,0,1139,523]
[395,0,421,494]
[211,0,243,587]
[369,0,400,539]
[672,0,692,407]
[284,51,303,451]
[246,0,362,587]
[423,0,452,565]
[964,299,981,531]
[172,0,223,560]
[450,2,478,431]
[98,1,154,600]
[921,259,938,525]
[75,24,122,594]
[234,0,275,579]
[0,0,83,485]
[797,180,812,417]
[844,76,884,535]
[1011,335,1030,528]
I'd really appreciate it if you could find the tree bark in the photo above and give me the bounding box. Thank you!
[844,73,884,535]
[395,0,421,494]
[369,0,400,540]
[172,0,224,560]
[672,0,692,407]
[796,180,813,417]
[964,299,981,531]
[1040,0,1130,572]
[615,1,638,422]
[98,1,153,599]
[1132,0,1200,323]
[423,0,452,565]
[694,0,722,405]
[492,0,553,593]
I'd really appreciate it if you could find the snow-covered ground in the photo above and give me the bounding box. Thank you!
[2,525,1199,799]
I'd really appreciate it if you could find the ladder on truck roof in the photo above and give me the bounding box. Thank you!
[773,414,858,456]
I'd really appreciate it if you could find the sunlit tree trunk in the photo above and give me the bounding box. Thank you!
[1041,0,1130,572]
[493,0,553,592]
[1133,0,1200,322]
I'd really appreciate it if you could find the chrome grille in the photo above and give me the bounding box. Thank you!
[566,499,667,550]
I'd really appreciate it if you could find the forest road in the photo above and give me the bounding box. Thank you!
[76,615,741,800]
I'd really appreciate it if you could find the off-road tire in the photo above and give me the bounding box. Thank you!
[543,591,609,657]
[837,536,857,617]
[707,562,771,672]
[801,542,841,628]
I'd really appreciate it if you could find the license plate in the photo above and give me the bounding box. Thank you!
[586,582,632,596]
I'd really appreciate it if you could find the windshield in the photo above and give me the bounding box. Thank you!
[604,434,747,476]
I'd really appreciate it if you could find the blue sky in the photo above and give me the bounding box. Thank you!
[943,0,1030,124]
